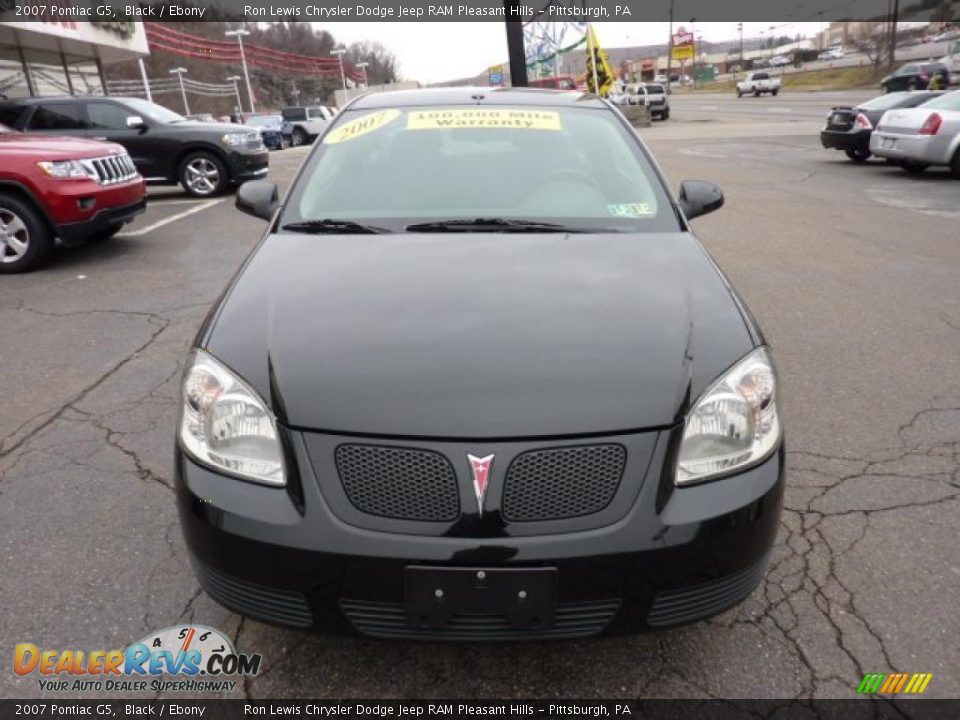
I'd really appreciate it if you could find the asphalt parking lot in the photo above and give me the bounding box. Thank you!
[2,93,959,699]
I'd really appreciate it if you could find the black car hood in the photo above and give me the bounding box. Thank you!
[204,232,755,438]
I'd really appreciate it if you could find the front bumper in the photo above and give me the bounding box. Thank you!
[226,147,270,182]
[57,196,147,246]
[820,128,870,153]
[177,429,784,640]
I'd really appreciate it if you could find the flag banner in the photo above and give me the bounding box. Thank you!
[585,23,615,96]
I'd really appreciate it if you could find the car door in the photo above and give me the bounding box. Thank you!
[895,66,917,90]
[85,100,161,179]
[22,101,88,137]
[306,106,328,136]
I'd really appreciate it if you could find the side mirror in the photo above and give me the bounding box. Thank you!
[678,180,724,221]
[236,180,279,221]
[126,116,147,131]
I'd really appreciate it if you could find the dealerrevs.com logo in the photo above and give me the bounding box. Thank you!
[14,625,262,693]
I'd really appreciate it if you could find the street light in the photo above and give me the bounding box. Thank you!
[227,75,243,119]
[356,61,370,88]
[769,26,776,58]
[331,47,347,94]
[169,67,189,115]
[225,28,255,113]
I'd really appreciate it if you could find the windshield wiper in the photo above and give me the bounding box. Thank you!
[405,218,584,233]
[281,219,390,234]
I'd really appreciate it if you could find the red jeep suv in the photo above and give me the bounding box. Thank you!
[0,123,146,273]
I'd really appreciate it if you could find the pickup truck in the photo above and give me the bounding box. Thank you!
[736,72,781,97]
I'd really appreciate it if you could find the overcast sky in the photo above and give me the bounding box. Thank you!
[329,22,827,83]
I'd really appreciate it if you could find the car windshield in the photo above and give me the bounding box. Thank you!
[121,98,185,124]
[284,104,678,233]
[919,91,960,111]
[645,85,665,95]
[246,115,282,128]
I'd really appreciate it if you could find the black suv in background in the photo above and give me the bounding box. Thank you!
[0,97,268,198]
[880,62,951,92]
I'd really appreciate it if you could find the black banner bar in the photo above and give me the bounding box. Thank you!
[0,0,953,23]
[2,700,960,720]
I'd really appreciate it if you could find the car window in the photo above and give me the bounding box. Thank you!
[285,104,678,233]
[645,85,665,95]
[282,108,306,121]
[754,73,769,80]
[919,91,960,111]
[860,92,914,110]
[116,98,184,124]
[0,105,27,129]
[900,65,917,74]
[29,102,87,131]
[87,102,138,130]
[307,108,323,119]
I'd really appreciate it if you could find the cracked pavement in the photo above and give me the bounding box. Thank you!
[2,100,958,700]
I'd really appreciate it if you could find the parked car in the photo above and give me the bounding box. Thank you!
[244,114,289,151]
[870,90,960,176]
[177,87,784,639]
[653,74,669,83]
[280,105,334,146]
[818,48,845,61]
[737,72,781,97]
[820,90,943,161]
[630,83,670,120]
[0,97,268,198]
[528,75,578,90]
[880,62,950,92]
[770,55,792,67]
[0,123,145,273]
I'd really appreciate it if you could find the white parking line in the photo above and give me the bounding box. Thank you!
[767,108,794,113]
[700,105,719,110]
[117,199,224,238]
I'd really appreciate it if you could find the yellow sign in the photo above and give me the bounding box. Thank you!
[407,109,561,131]
[323,109,401,144]
[671,44,694,61]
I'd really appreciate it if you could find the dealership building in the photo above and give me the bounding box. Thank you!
[0,20,148,99]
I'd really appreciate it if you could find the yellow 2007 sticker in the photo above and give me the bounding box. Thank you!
[407,109,561,131]
[323,109,401,144]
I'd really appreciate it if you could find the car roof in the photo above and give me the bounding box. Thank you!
[0,96,142,105]
[348,87,604,110]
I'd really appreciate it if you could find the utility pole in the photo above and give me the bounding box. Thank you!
[889,0,900,68]
[666,0,674,92]
[738,22,744,78]
[225,29,255,114]
[138,58,152,102]
[504,4,527,87]
[227,75,243,118]
[169,67,189,115]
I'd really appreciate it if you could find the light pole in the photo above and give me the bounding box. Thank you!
[225,29,255,113]
[331,47,347,98]
[227,75,243,119]
[356,61,369,88]
[169,67,189,115]
[769,26,775,58]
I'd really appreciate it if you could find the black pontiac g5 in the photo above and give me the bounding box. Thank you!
[176,88,784,640]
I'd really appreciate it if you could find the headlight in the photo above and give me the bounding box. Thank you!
[675,347,780,485]
[221,132,260,147]
[179,350,285,486]
[36,160,97,180]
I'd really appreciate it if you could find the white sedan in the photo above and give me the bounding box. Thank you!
[870,90,960,177]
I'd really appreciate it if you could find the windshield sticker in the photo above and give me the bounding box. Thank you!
[407,109,561,131]
[607,203,655,217]
[323,109,401,144]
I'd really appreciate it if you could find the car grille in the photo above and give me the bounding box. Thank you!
[192,559,313,628]
[335,444,460,522]
[86,153,138,186]
[340,598,621,640]
[501,444,626,522]
[647,557,768,627]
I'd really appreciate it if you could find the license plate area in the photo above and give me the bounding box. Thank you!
[405,567,557,630]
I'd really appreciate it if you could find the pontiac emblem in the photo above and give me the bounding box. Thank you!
[467,454,494,515]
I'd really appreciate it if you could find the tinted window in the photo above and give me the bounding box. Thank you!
[754,73,769,80]
[0,104,27,128]
[29,103,86,131]
[900,65,917,74]
[88,102,137,130]
[307,107,323,119]
[645,85,665,95]
[282,108,306,121]
[285,104,678,233]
